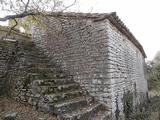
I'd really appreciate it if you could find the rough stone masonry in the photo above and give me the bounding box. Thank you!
[31,12,148,114]
[0,40,16,96]
[0,26,31,96]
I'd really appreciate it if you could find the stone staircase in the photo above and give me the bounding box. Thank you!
[14,40,108,120]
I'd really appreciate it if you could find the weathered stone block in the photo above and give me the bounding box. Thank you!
[4,112,17,120]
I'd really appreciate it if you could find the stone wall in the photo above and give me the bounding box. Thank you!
[0,26,31,96]
[0,40,17,96]
[31,14,148,114]
[32,17,112,108]
[106,20,148,113]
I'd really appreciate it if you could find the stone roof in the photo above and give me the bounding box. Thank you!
[48,12,147,58]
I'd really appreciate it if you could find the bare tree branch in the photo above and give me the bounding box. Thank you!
[20,0,26,6]
[7,18,18,35]
[61,0,77,12]
[0,12,35,21]
[0,0,77,40]
[24,0,30,12]
[1,18,18,40]
[0,0,77,22]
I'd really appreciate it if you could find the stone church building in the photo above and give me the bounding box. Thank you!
[0,12,148,119]
[32,12,148,112]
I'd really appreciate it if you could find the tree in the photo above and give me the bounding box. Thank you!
[0,0,76,36]
[154,51,160,65]
[147,51,160,91]
[146,60,154,74]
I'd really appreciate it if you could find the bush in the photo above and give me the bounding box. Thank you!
[123,90,134,119]
[148,64,160,91]
[129,96,160,120]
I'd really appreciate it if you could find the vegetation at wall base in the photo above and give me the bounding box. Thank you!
[122,92,160,120]
[146,51,160,92]
[129,96,160,120]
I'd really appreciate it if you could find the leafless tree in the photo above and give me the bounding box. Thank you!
[154,51,160,65]
[0,0,76,37]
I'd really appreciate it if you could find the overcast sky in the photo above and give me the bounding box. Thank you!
[0,0,159,60]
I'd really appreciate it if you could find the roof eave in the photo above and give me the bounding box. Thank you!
[108,12,147,58]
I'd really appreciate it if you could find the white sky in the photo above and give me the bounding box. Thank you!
[0,0,160,60]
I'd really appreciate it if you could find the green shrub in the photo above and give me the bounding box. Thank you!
[123,90,134,119]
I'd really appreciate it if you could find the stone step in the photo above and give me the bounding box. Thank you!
[33,78,74,86]
[14,40,109,120]
[41,83,80,94]
[19,89,87,105]
[18,92,41,105]
[25,62,58,69]
[59,103,103,120]
[19,41,34,45]
[19,57,50,63]
[27,73,51,80]
[19,46,40,52]
[21,54,49,60]
[27,72,66,80]
[27,65,62,71]
[92,110,109,120]
[18,43,35,50]
[27,67,61,74]
[17,50,46,56]
[51,97,90,115]
[44,89,87,103]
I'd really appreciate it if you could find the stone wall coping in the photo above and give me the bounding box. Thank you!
[46,12,146,58]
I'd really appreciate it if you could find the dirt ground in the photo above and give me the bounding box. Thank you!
[0,97,58,120]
